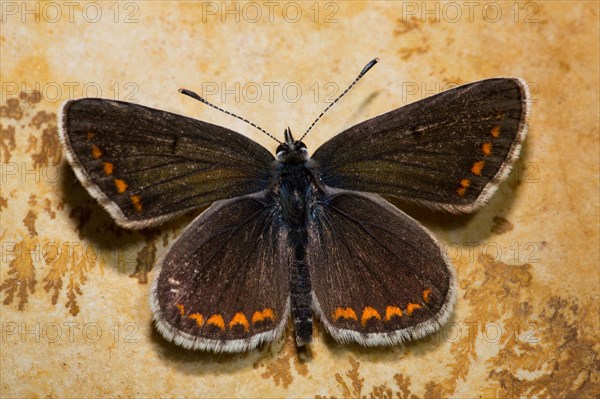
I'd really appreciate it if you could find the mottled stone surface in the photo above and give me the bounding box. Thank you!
[1,1,598,398]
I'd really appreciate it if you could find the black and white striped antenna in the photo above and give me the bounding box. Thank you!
[298,58,379,142]
[179,88,283,145]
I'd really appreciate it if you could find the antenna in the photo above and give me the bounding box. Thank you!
[179,89,283,144]
[298,58,379,142]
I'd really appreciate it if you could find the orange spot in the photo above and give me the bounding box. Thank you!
[471,160,485,176]
[207,314,225,331]
[175,303,185,317]
[496,112,504,120]
[86,132,95,141]
[423,289,432,303]
[103,162,114,175]
[491,125,501,137]
[91,144,102,159]
[481,142,492,156]
[130,195,142,212]
[114,179,128,193]
[406,303,422,316]
[332,307,358,322]
[252,308,275,323]
[188,313,204,327]
[360,307,381,326]
[457,179,470,197]
[229,312,250,332]
[385,306,403,321]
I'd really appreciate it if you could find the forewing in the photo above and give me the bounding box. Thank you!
[307,189,456,345]
[311,78,529,213]
[150,193,291,352]
[59,99,274,228]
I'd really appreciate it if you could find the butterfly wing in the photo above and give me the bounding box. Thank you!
[60,99,274,228]
[307,189,456,345]
[150,192,291,352]
[311,78,529,213]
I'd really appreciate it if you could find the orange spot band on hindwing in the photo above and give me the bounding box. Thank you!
[130,195,142,212]
[175,303,185,317]
[114,179,128,193]
[103,162,114,175]
[87,132,95,141]
[385,306,403,321]
[332,307,358,322]
[207,314,225,331]
[423,288,432,303]
[491,125,501,137]
[406,303,422,316]
[481,142,492,156]
[91,144,102,159]
[229,312,250,332]
[188,313,204,327]
[360,307,381,326]
[252,308,275,323]
[471,160,485,176]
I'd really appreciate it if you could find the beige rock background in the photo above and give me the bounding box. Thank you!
[1,1,598,397]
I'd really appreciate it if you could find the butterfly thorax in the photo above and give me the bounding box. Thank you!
[276,163,311,227]
[273,130,313,226]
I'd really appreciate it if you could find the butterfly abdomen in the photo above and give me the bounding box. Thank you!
[289,249,313,346]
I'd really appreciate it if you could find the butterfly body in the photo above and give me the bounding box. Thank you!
[59,72,529,352]
[271,129,337,346]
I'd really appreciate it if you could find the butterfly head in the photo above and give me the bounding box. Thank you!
[276,127,308,163]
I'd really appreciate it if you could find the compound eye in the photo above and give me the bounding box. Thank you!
[295,141,307,150]
[275,144,286,159]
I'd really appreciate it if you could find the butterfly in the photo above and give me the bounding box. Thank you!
[59,59,529,352]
